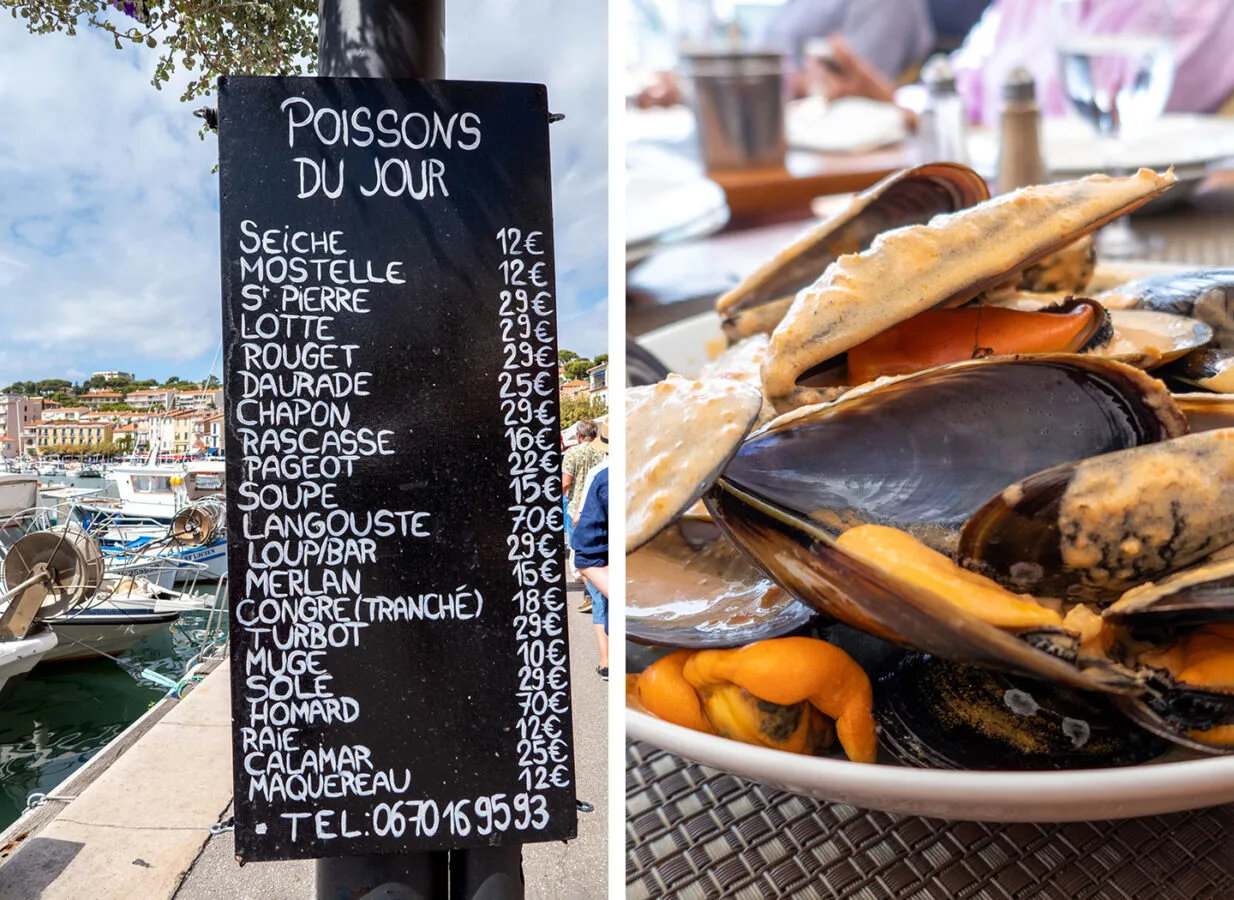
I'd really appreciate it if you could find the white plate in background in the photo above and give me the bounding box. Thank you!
[626,144,729,263]
[786,96,909,154]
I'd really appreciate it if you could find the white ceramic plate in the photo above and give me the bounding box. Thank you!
[626,145,729,261]
[626,707,1234,822]
[628,260,1234,822]
[785,96,908,154]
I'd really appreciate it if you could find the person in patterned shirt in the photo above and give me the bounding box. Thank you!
[562,419,607,612]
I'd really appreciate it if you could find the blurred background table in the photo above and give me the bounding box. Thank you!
[626,170,1234,898]
[709,145,916,219]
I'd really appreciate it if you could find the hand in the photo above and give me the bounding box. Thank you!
[807,34,897,105]
[634,71,683,109]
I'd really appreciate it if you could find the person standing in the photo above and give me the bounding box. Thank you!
[571,461,609,680]
[562,419,607,612]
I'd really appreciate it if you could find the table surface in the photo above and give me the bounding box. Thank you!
[625,176,1234,898]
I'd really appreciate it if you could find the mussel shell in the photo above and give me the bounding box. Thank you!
[1106,559,1234,634]
[1098,267,1234,346]
[1172,392,1234,433]
[962,429,1234,601]
[716,163,989,325]
[625,521,816,648]
[725,355,1186,556]
[1162,347,1234,393]
[1098,309,1214,369]
[1115,693,1234,756]
[877,654,1168,770]
[626,375,763,553]
[706,479,1135,692]
[761,170,1177,403]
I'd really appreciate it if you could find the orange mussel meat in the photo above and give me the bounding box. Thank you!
[846,299,1110,384]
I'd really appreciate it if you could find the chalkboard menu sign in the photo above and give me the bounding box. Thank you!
[218,76,576,862]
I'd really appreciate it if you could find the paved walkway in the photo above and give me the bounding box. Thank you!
[175,582,609,898]
[0,658,233,900]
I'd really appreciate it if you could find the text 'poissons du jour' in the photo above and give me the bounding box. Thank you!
[280,97,483,199]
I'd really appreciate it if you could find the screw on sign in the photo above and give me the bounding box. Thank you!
[218,76,576,865]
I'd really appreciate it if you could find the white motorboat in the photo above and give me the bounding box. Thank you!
[0,630,58,702]
[39,576,212,662]
[105,460,226,521]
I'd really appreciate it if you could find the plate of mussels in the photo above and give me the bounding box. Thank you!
[624,163,1234,822]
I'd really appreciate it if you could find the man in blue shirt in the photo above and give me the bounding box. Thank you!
[571,464,609,680]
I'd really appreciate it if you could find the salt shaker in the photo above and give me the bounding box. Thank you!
[917,54,968,166]
[996,67,1046,194]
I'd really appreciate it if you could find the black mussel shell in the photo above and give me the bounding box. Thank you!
[876,654,1168,770]
[726,356,1185,553]
[1145,680,1234,732]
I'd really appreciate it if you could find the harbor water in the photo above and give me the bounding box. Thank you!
[0,474,228,832]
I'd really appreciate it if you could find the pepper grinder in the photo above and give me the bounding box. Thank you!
[917,54,968,166]
[996,67,1046,194]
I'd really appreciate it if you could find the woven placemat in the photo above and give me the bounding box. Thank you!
[626,742,1234,899]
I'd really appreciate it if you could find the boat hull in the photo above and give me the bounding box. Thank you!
[42,610,179,663]
[0,630,58,701]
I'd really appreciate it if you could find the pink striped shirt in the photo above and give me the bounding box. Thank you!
[953,0,1234,126]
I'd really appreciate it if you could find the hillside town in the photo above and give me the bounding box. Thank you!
[0,372,223,459]
[0,354,606,459]
[558,350,608,428]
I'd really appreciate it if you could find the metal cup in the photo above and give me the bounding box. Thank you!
[681,51,786,171]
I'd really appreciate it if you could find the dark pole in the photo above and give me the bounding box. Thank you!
[318,0,443,78]
[312,2,523,898]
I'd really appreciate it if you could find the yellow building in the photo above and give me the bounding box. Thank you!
[31,420,115,451]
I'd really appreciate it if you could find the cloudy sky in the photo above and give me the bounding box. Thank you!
[0,1,607,389]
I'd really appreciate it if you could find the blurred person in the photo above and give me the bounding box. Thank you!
[571,460,609,680]
[819,0,1234,126]
[952,0,1234,126]
[633,0,934,106]
[562,419,606,613]
[759,0,935,97]
[928,0,995,52]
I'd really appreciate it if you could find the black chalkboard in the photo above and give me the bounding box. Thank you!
[218,75,575,862]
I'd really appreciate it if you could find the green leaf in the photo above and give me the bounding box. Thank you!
[146,35,155,47]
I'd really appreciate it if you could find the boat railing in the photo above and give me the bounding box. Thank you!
[179,573,229,679]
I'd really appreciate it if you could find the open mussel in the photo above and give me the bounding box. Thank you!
[961,429,1234,602]
[716,163,989,342]
[1098,267,1234,346]
[1100,561,1234,753]
[844,298,1111,384]
[761,169,1176,406]
[725,355,1184,556]
[702,354,1185,691]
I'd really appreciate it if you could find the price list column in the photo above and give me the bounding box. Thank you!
[495,227,572,806]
